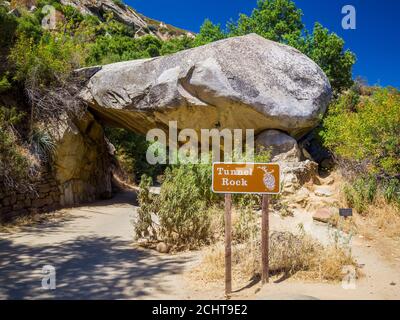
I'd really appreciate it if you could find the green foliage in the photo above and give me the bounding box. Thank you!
[297,23,356,94]
[160,35,194,55]
[10,31,87,86]
[344,176,377,213]
[87,34,162,65]
[382,179,400,207]
[0,107,37,190]
[233,197,258,243]
[149,149,270,246]
[0,106,25,127]
[156,163,218,247]
[105,127,164,182]
[344,176,400,213]
[228,0,303,43]
[194,19,226,46]
[135,174,158,240]
[135,165,224,248]
[15,10,43,42]
[321,87,400,178]
[323,87,400,212]
[30,127,56,163]
[0,75,12,93]
[0,6,18,48]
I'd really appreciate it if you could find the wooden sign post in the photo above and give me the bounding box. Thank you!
[212,163,281,295]
[225,194,232,296]
[261,194,269,284]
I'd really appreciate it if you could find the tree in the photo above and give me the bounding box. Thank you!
[228,0,303,43]
[320,87,400,178]
[160,35,194,55]
[0,6,18,49]
[194,19,226,46]
[304,23,356,94]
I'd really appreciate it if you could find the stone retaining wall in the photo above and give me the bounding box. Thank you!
[0,171,61,222]
[0,112,113,223]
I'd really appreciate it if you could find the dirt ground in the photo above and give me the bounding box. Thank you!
[0,184,399,300]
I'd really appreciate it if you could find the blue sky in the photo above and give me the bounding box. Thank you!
[127,0,400,88]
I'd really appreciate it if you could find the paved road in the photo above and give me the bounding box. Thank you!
[0,191,195,300]
[1,190,399,300]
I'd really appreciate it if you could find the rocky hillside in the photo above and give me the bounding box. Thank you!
[5,0,193,40]
[60,0,194,39]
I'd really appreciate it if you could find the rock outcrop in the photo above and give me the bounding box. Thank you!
[254,129,320,193]
[54,113,113,206]
[256,130,301,162]
[59,0,191,39]
[80,34,332,139]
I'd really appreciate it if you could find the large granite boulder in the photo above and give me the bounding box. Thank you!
[80,34,332,139]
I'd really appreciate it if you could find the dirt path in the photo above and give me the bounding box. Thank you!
[255,174,400,300]
[254,212,400,300]
[0,191,198,300]
[1,188,399,300]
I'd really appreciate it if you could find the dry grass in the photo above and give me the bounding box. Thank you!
[358,199,400,240]
[191,231,359,286]
[338,185,400,240]
[328,213,358,235]
[0,210,69,233]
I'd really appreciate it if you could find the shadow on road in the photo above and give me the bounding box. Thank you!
[0,235,190,299]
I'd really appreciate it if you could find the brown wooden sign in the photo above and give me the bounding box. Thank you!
[212,163,281,194]
[212,162,281,296]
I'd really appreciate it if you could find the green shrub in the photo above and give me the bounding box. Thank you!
[343,175,400,213]
[156,163,218,247]
[86,34,162,65]
[105,127,164,182]
[193,19,226,47]
[233,198,259,243]
[343,176,377,214]
[145,149,270,247]
[382,179,400,206]
[30,127,56,163]
[15,9,43,42]
[0,75,12,93]
[321,87,400,178]
[0,6,18,48]
[0,107,38,190]
[159,36,194,55]
[10,32,84,85]
[135,175,158,240]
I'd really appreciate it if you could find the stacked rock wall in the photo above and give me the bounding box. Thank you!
[0,170,61,222]
[0,112,113,222]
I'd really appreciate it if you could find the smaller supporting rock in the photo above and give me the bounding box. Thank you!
[312,208,334,223]
[256,130,301,162]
